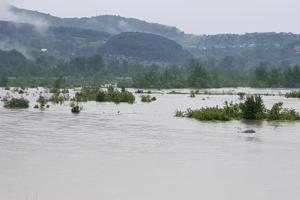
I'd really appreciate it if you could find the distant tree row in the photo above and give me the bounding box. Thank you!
[1,50,300,88]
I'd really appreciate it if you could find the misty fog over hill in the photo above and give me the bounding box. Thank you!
[0,5,300,67]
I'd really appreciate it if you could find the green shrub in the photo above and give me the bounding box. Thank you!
[175,110,185,117]
[224,101,241,119]
[75,87,99,102]
[176,101,241,121]
[108,90,135,104]
[239,95,265,120]
[185,107,236,121]
[49,92,68,104]
[4,98,29,109]
[96,91,106,102]
[190,90,196,98]
[141,95,156,103]
[95,88,135,104]
[286,91,300,98]
[176,95,300,121]
[37,96,48,108]
[267,102,300,120]
[141,95,152,102]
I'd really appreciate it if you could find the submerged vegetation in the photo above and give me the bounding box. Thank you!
[141,95,157,103]
[240,95,265,120]
[190,90,196,98]
[35,96,50,109]
[176,95,300,121]
[286,91,300,98]
[70,102,81,114]
[4,98,29,109]
[176,101,240,121]
[49,89,70,104]
[75,86,135,104]
[95,86,135,104]
[0,87,299,122]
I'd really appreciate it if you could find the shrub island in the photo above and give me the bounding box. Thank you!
[286,91,300,98]
[141,95,157,103]
[4,98,30,109]
[75,86,135,104]
[176,95,300,121]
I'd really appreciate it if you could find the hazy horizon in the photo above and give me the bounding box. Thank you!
[2,0,300,35]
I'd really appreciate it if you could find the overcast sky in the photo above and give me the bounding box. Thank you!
[9,0,300,34]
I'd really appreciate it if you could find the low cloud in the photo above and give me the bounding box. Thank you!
[0,40,32,59]
[0,0,48,29]
[0,0,48,57]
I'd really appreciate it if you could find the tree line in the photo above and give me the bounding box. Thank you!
[1,50,300,88]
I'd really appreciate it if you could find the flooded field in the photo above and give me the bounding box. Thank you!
[1,88,300,200]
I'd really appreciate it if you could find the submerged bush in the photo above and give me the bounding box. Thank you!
[94,87,135,104]
[183,102,241,121]
[175,110,185,117]
[75,86,135,104]
[95,90,106,102]
[4,98,29,109]
[49,88,70,104]
[141,95,156,103]
[70,102,81,114]
[239,95,265,120]
[176,95,300,121]
[49,92,68,104]
[190,90,196,98]
[37,96,48,108]
[286,91,300,98]
[135,90,144,94]
[105,90,135,104]
[237,92,246,100]
[75,87,99,102]
[186,107,232,121]
[267,102,300,120]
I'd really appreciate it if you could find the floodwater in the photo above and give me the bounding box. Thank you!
[0,88,300,200]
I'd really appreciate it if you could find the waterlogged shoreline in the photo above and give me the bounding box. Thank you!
[1,87,299,106]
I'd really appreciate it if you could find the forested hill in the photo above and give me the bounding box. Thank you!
[1,6,300,66]
[100,32,192,63]
[10,6,184,39]
[0,20,111,58]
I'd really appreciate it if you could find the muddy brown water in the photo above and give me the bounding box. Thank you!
[1,88,300,200]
